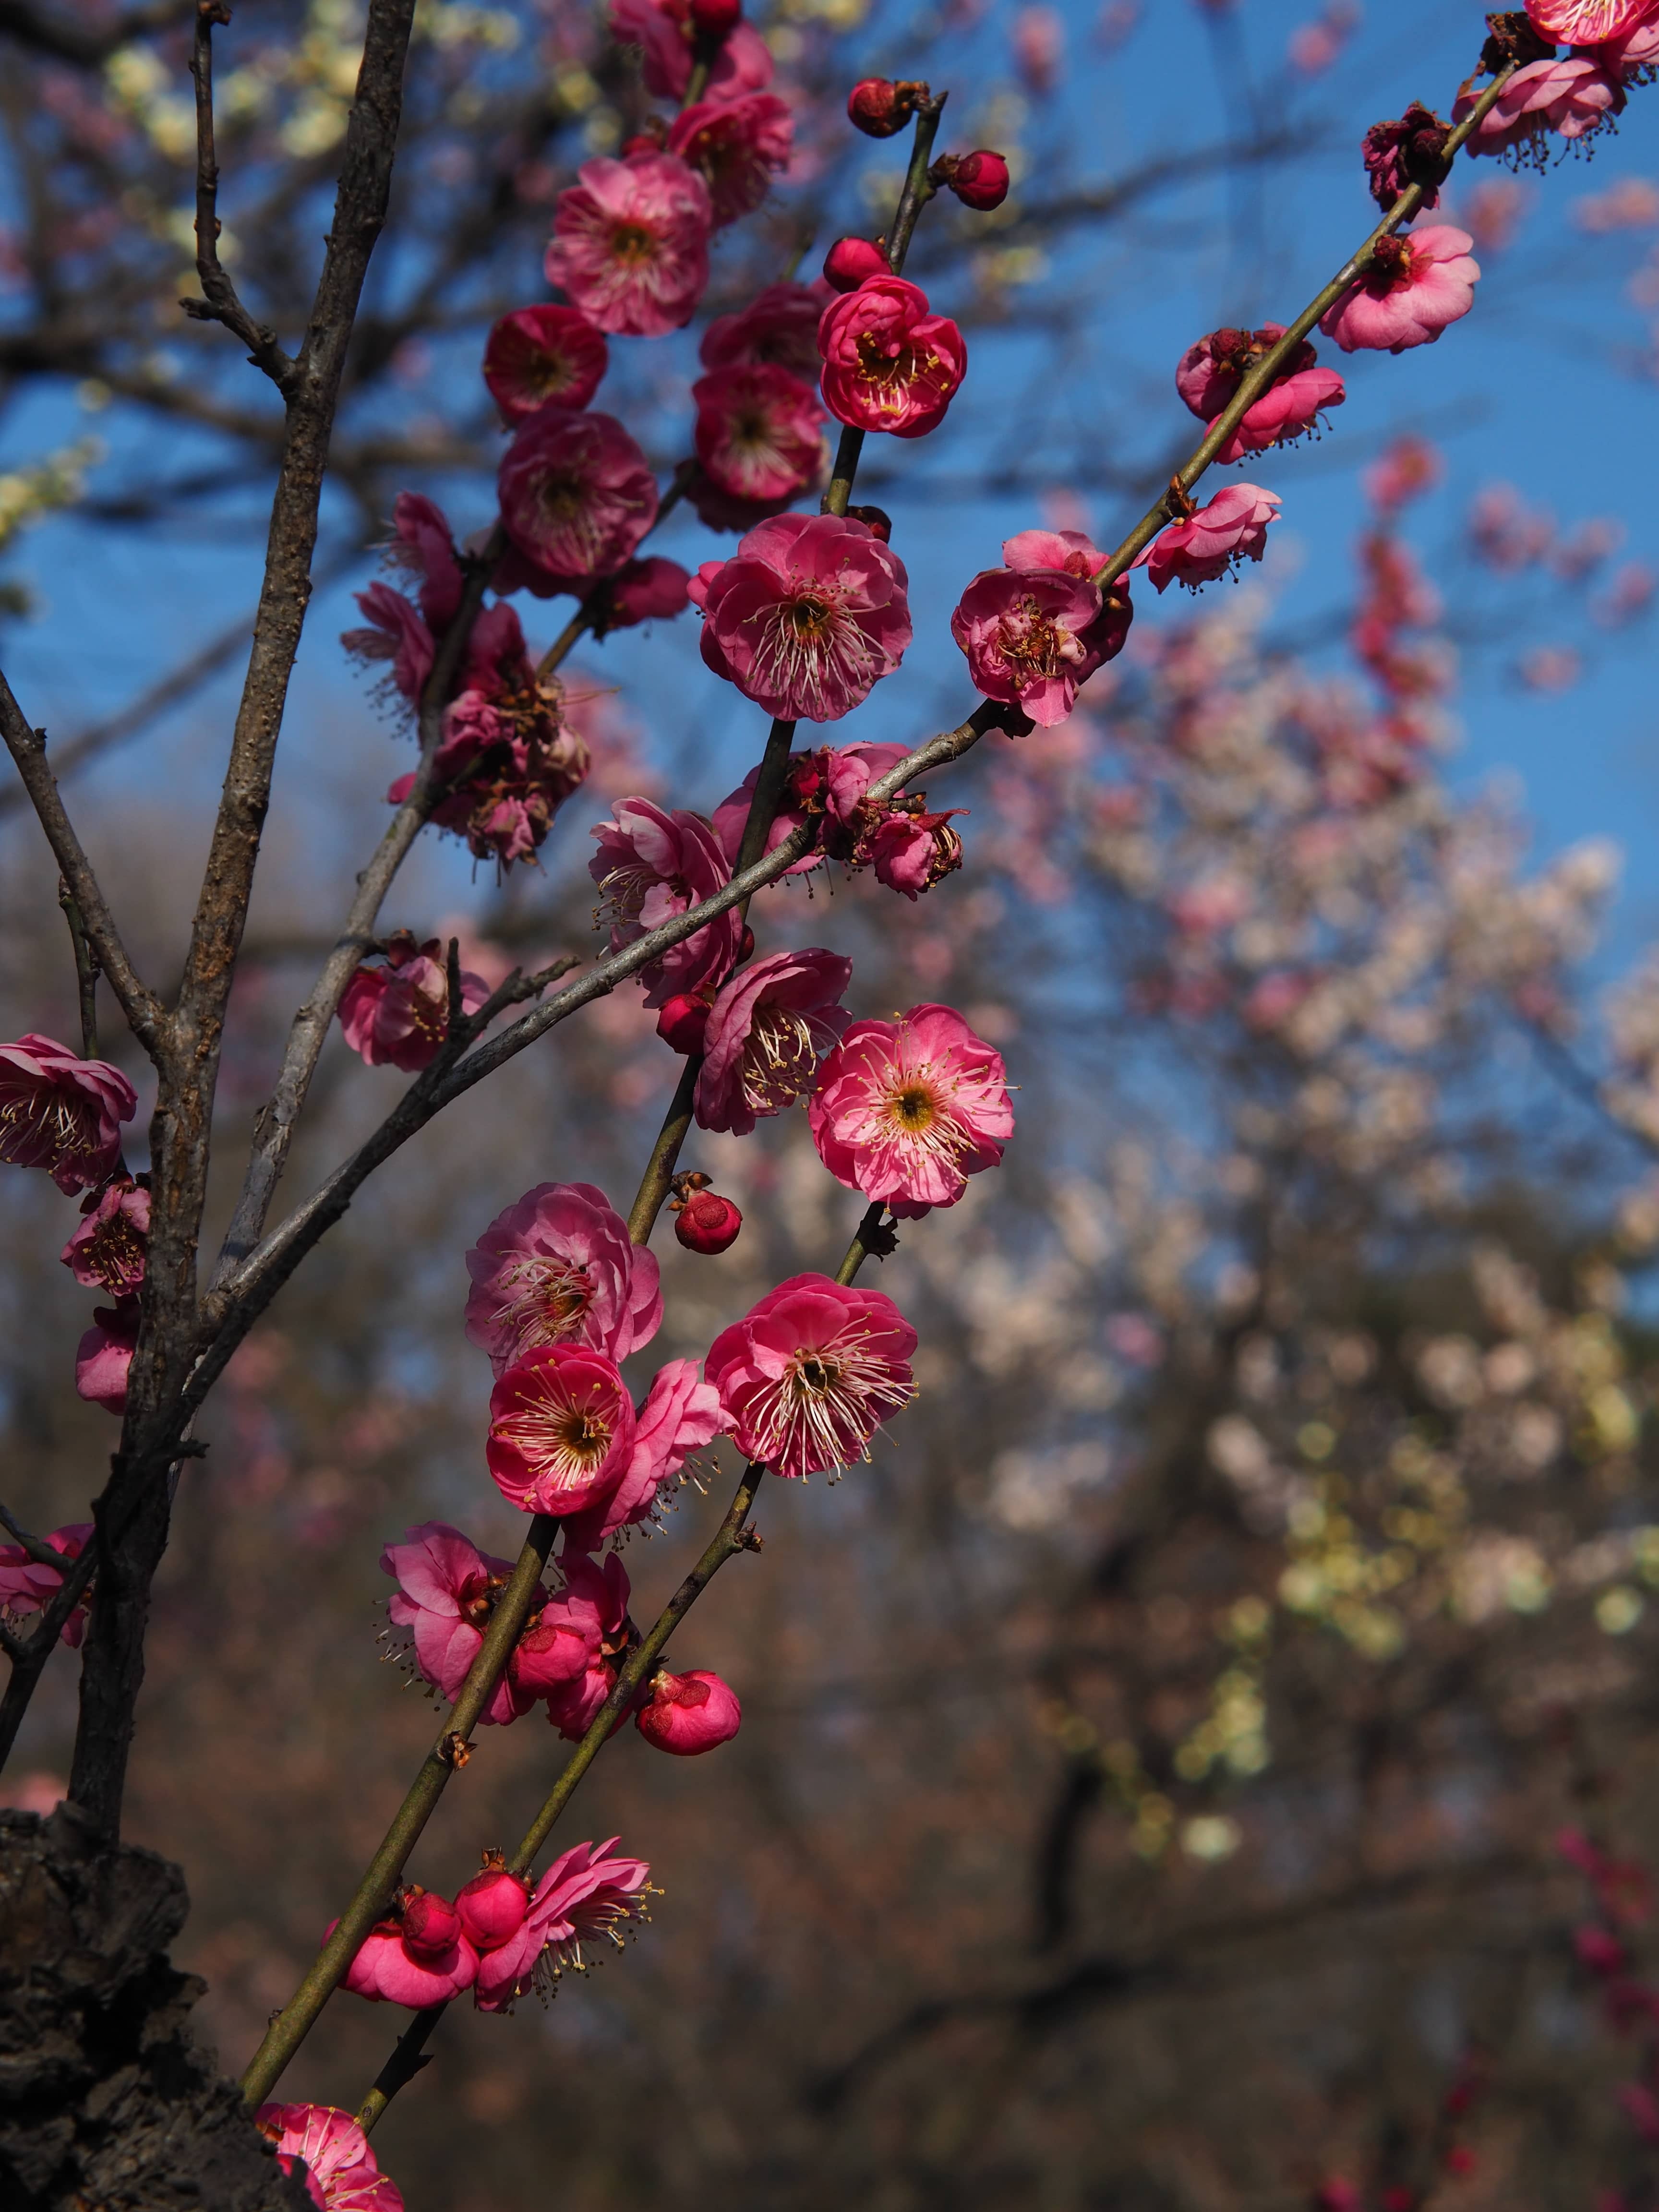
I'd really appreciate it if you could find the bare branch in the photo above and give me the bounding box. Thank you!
[0,1503,71,1572]
[0,0,191,66]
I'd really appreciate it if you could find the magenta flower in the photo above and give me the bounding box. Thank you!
[693,364,825,508]
[706,1274,917,1480]
[1526,0,1651,39]
[487,1345,638,1517]
[544,152,712,337]
[636,1667,742,1755]
[497,408,659,584]
[562,1358,733,1552]
[1136,483,1281,593]
[0,1034,135,1193]
[1454,56,1625,159]
[340,494,465,702]
[689,513,912,723]
[342,581,434,702]
[604,557,692,629]
[541,1549,633,1738]
[336,1888,479,2008]
[695,948,853,1135]
[711,740,907,874]
[589,798,741,1007]
[1320,226,1480,354]
[951,565,1131,724]
[808,1004,1013,1215]
[381,1522,555,1726]
[474,1837,652,2010]
[817,276,968,439]
[465,1180,662,1374]
[482,305,608,423]
[667,94,793,227]
[455,1860,531,1954]
[60,1178,149,1295]
[608,0,774,102]
[255,2104,405,2212]
[0,1522,93,1649]
[337,934,490,1073]
[864,806,966,900]
[75,1300,139,1415]
[509,1556,614,1701]
[1174,324,1345,462]
[1597,16,1659,71]
[700,281,830,379]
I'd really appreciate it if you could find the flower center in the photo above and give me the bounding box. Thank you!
[997,598,1085,683]
[892,1083,936,1130]
[742,1005,823,1112]
[496,1385,615,1491]
[0,1086,92,1155]
[488,1254,596,1358]
[743,1324,914,1474]
[608,221,657,265]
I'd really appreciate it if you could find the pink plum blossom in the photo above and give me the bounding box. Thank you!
[1174,324,1346,462]
[497,408,659,584]
[335,1889,479,2008]
[589,797,742,1005]
[541,1549,634,1738]
[695,948,853,1135]
[60,1177,149,1295]
[667,95,793,227]
[455,1859,531,1953]
[1596,15,1659,72]
[337,934,489,1072]
[636,1667,742,1754]
[601,558,692,630]
[339,494,465,701]
[562,1358,733,1552]
[607,0,774,103]
[689,513,912,723]
[817,276,968,438]
[808,1004,1013,1214]
[1454,56,1626,158]
[705,1274,917,1480]
[379,1521,584,1726]
[465,1181,661,1374]
[473,1837,652,2010]
[255,2104,405,2212]
[487,1345,638,1517]
[711,741,908,875]
[864,804,967,899]
[700,281,829,379]
[341,582,435,702]
[0,1522,93,1649]
[951,565,1132,724]
[0,1034,135,1193]
[76,1300,138,1414]
[1136,484,1282,593]
[1319,226,1480,354]
[482,305,608,422]
[692,363,825,509]
[1526,0,1653,40]
[544,153,712,337]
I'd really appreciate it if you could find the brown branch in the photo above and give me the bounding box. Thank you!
[0,0,191,65]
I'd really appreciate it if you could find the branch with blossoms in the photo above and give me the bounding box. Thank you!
[3,0,1658,2203]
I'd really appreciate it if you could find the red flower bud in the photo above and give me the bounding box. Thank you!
[689,0,742,33]
[948,149,1010,211]
[455,1862,531,1951]
[636,1666,743,1753]
[656,991,712,1055]
[399,1886,462,1963]
[674,1190,743,1254]
[823,235,891,291]
[619,118,668,158]
[847,78,909,137]
[737,924,755,962]
[845,503,892,543]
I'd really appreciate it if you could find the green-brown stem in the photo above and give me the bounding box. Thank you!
[58,881,100,1059]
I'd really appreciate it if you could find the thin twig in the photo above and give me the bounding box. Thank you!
[0,1503,71,1571]
[57,881,100,1058]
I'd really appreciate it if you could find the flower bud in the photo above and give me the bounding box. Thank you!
[823,235,890,291]
[455,1860,531,1951]
[619,118,667,158]
[656,991,712,1055]
[399,1886,462,1963]
[845,503,892,543]
[847,78,909,137]
[947,149,1010,211]
[636,1666,743,1754]
[674,1190,743,1255]
[689,0,742,34]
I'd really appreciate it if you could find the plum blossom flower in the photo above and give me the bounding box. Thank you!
[482,305,608,422]
[598,557,692,631]
[711,740,908,874]
[692,364,825,511]
[1362,103,1452,210]
[589,799,742,1006]
[336,1888,479,2008]
[817,276,967,438]
[455,1858,531,1954]
[497,408,658,584]
[380,1522,596,1726]
[695,948,853,1135]
[1455,55,1626,162]
[608,0,774,103]
[0,1523,93,1649]
[1174,325,1346,462]
[823,236,891,290]
[340,494,465,702]
[706,1274,917,1479]
[544,153,712,337]
[951,564,1131,724]
[465,1181,662,1374]
[1136,484,1281,593]
[337,934,490,1072]
[1596,15,1659,73]
[700,281,829,379]
[1526,0,1654,40]
[487,1345,639,1517]
[636,1667,742,1754]
[808,1004,1014,1215]
[255,2104,404,2212]
[60,1177,148,1295]
[864,803,967,899]
[563,1358,732,1551]
[540,1549,634,1737]
[667,95,793,227]
[0,1034,135,1193]
[76,1300,139,1414]
[1320,226,1480,353]
[689,513,912,723]
[473,1837,652,2010]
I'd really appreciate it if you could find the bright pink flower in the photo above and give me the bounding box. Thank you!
[0,1522,93,1649]
[702,281,832,378]
[340,494,465,702]
[636,1667,742,1754]
[1362,103,1451,211]
[706,1274,917,1479]
[474,1837,652,2010]
[864,805,967,899]
[1527,0,1653,39]
[674,1190,743,1253]
[604,557,692,629]
[455,1861,531,1953]
[60,1177,149,1294]
[608,0,774,102]
[689,512,912,723]
[483,305,608,422]
[563,1358,733,1552]
[1596,14,1659,71]
[1174,324,1345,462]
[497,407,658,583]
[540,1551,633,1736]
[0,1034,135,1193]
[951,565,1131,723]
[487,1345,638,1517]
[808,1004,1012,1215]
[817,276,967,439]
[337,933,489,1073]
[693,363,825,507]
[381,1521,544,1725]
[1001,526,1106,579]
[1320,226,1480,354]
[668,95,793,227]
[76,1299,138,1414]
[589,798,741,1007]
[711,740,908,873]
[336,1889,479,2008]
[823,236,890,291]
[509,1559,613,1700]
[465,1180,662,1374]
[342,582,433,702]
[1457,54,1625,159]
[1136,483,1281,593]
[256,2104,405,2212]
[545,153,711,337]
[398,691,590,873]
[695,948,853,1135]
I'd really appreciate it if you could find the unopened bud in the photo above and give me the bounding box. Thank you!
[636,1666,743,1752]
[674,1190,743,1254]
[947,149,1010,211]
[823,235,890,291]
[656,991,712,1056]
[455,1860,530,1951]
[845,503,892,542]
[399,1886,462,1962]
[847,77,914,137]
